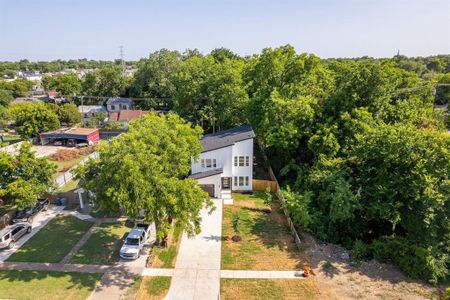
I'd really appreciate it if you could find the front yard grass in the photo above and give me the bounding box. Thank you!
[7,215,92,263]
[0,270,102,300]
[220,278,320,300]
[222,192,308,270]
[151,223,183,268]
[136,276,171,300]
[71,221,133,265]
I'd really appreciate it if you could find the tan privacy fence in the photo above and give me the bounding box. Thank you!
[252,179,278,192]
[257,140,303,249]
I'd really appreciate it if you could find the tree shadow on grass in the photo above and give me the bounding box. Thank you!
[0,269,101,291]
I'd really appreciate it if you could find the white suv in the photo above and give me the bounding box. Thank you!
[0,223,32,249]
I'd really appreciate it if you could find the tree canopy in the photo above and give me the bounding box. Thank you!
[42,74,82,95]
[76,113,213,240]
[82,67,129,97]
[0,142,56,209]
[9,102,60,138]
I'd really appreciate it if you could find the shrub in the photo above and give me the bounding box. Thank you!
[351,239,370,262]
[371,236,449,284]
[282,186,311,229]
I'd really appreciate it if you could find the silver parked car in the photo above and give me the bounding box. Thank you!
[0,223,32,249]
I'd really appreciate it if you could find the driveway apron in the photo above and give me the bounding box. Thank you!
[165,198,223,300]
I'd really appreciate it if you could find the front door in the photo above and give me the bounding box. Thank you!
[222,177,231,190]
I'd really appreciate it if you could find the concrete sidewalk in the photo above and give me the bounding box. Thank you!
[0,205,65,262]
[165,198,222,300]
[221,270,305,279]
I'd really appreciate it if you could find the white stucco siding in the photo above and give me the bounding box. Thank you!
[196,174,221,198]
[231,139,253,190]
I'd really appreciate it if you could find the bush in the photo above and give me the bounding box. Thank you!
[352,239,370,262]
[371,236,449,284]
[282,187,311,229]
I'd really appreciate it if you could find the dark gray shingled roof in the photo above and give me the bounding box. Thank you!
[200,125,255,153]
[189,168,223,179]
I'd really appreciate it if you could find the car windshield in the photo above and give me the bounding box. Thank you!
[125,238,139,245]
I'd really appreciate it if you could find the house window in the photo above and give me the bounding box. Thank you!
[235,176,250,187]
[121,104,127,109]
[206,159,212,168]
[111,105,115,111]
[201,159,205,168]
[245,176,249,186]
[234,156,238,166]
[239,156,245,166]
[237,156,249,167]
[212,159,217,168]
[245,156,250,166]
[239,176,244,186]
[234,177,237,186]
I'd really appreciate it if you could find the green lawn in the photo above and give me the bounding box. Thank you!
[151,223,183,268]
[71,222,133,265]
[137,276,172,299]
[220,278,320,300]
[59,178,80,192]
[222,192,307,270]
[7,215,92,263]
[0,270,102,300]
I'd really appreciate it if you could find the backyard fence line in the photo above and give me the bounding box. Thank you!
[257,140,302,248]
[54,151,99,188]
[252,179,278,192]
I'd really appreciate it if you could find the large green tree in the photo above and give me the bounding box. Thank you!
[82,67,129,97]
[173,54,248,132]
[130,49,182,99]
[76,113,213,239]
[0,142,56,208]
[42,74,82,95]
[9,102,60,138]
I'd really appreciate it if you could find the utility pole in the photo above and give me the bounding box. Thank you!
[119,45,126,76]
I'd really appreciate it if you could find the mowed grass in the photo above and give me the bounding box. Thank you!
[220,278,320,300]
[59,178,80,192]
[137,276,172,300]
[7,215,92,263]
[71,221,133,265]
[0,270,102,300]
[222,192,308,270]
[151,224,183,268]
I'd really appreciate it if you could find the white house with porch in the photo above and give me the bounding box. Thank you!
[190,125,255,200]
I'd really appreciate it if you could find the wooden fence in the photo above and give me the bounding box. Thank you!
[252,179,278,192]
[257,140,303,248]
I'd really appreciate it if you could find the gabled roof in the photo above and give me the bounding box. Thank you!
[109,110,149,122]
[106,97,133,105]
[200,125,255,153]
[189,168,223,179]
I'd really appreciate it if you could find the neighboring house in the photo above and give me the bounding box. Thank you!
[190,125,255,199]
[106,97,133,112]
[17,71,42,82]
[108,109,152,127]
[79,105,107,122]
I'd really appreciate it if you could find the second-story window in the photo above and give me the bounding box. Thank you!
[206,159,212,168]
[234,156,238,166]
[245,156,249,166]
[201,159,205,168]
[212,159,217,168]
[111,105,116,110]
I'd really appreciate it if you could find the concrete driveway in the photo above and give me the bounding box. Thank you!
[0,205,65,262]
[165,198,222,300]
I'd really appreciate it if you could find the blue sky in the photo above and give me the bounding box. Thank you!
[0,0,449,61]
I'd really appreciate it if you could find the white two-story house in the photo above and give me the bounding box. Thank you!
[190,125,255,199]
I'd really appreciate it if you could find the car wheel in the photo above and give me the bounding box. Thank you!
[8,241,15,249]
[26,226,32,233]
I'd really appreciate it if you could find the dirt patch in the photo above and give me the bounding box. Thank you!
[301,233,441,300]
